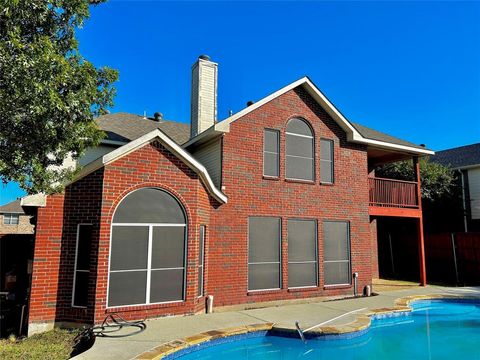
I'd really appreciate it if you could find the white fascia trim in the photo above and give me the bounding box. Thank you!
[182,126,226,148]
[453,164,480,171]
[20,193,47,207]
[212,77,434,156]
[72,129,228,204]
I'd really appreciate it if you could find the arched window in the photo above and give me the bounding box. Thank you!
[108,188,187,307]
[286,118,315,181]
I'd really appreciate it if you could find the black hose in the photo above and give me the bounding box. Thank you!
[72,313,146,357]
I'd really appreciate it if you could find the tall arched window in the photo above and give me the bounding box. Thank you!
[108,188,187,307]
[286,118,315,181]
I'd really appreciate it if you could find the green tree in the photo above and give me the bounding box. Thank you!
[375,157,457,200]
[0,0,118,194]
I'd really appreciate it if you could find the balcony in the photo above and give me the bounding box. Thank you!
[369,177,421,217]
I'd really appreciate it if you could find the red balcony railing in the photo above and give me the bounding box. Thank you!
[369,177,419,208]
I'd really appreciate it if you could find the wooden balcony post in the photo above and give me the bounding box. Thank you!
[413,156,427,286]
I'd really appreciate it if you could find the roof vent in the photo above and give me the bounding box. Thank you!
[420,144,426,148]
[246,101,254,107]
[199,54,211,61]
[154,112,163,121]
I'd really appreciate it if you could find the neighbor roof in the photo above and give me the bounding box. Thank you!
[0,199,25,214]
[96,113,190,145]
[431,143,480,169]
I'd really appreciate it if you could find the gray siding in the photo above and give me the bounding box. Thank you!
[191,139,222,187]
[78,145,119,166]
[468,167,480,220]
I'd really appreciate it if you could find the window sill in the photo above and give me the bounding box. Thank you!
[105,300,186,312]
[288,286,319,293]
[324,284,352,290]
[247,289,282,296]
[284,179,315,185]
[320,182,334,186]
[263,176,280,181]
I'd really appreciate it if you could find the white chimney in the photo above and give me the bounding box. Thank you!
[190,55,218,138]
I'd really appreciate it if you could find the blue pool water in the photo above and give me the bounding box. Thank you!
[173,300,480,359]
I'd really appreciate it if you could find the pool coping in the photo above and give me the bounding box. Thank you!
[133,294,480,360]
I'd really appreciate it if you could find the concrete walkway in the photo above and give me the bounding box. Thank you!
[73,285,480,360]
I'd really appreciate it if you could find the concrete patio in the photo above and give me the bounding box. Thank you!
[73,283,480,360]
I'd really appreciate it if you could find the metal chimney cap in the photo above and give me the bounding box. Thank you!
[199,54,211,61]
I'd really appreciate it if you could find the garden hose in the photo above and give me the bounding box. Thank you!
[72,313,147,356]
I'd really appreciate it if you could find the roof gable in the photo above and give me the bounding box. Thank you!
[73,129,227,204]
[185,77,433,155]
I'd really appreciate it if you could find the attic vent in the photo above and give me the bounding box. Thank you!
[247,101,254,107]
[154,112,163,121]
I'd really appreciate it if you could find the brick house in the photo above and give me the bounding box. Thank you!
[0,199,35,235]
[24,56,434,335]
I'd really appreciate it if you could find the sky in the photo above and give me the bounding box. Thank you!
[1,0,479,205]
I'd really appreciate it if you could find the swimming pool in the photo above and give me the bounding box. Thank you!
[169,300,480,359]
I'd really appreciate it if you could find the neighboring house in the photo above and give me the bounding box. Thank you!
[432,143,480,232]
[24,56,434,335]
[0,199,34,235]
[0,199,36,336]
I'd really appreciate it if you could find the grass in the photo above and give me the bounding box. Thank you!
[0,329,79,360]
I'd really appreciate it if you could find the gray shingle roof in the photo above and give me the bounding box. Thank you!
[97,113,429,153]
[96,113,190,145]
[431,143,480,169]
[351,122,429,151]
[0,199,25,214]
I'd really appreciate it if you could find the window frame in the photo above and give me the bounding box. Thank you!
[323,220,352,287]
[106,188,188,309]
[320,138,334,184]
[72,223,92,308]
[285,118,315,182]
[247,216,282,292]
[198,225,206,298]
[287,218,318,289]
[263,128,280,178]
[3,213,20,225]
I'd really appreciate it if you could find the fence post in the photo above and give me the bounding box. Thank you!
[388,233,395,275]
[451,233,459,285]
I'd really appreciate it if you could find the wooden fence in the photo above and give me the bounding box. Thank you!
[425,232,480,285]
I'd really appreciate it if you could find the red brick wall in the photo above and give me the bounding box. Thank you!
[28,141,216,327]
[29,194,65,324]
[28,169,105,328]
[93,140,216,323]
[208,87,373,306]
[29,87,378,328]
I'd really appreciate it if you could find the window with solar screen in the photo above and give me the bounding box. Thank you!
[320,139,334,184]
[248,217,281,291]
[323,221,351,286]
[108,188,187,307]
[288,219,318,288]
[263,129,280,177]
[72,224,92,307]
[285,118,315,181]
